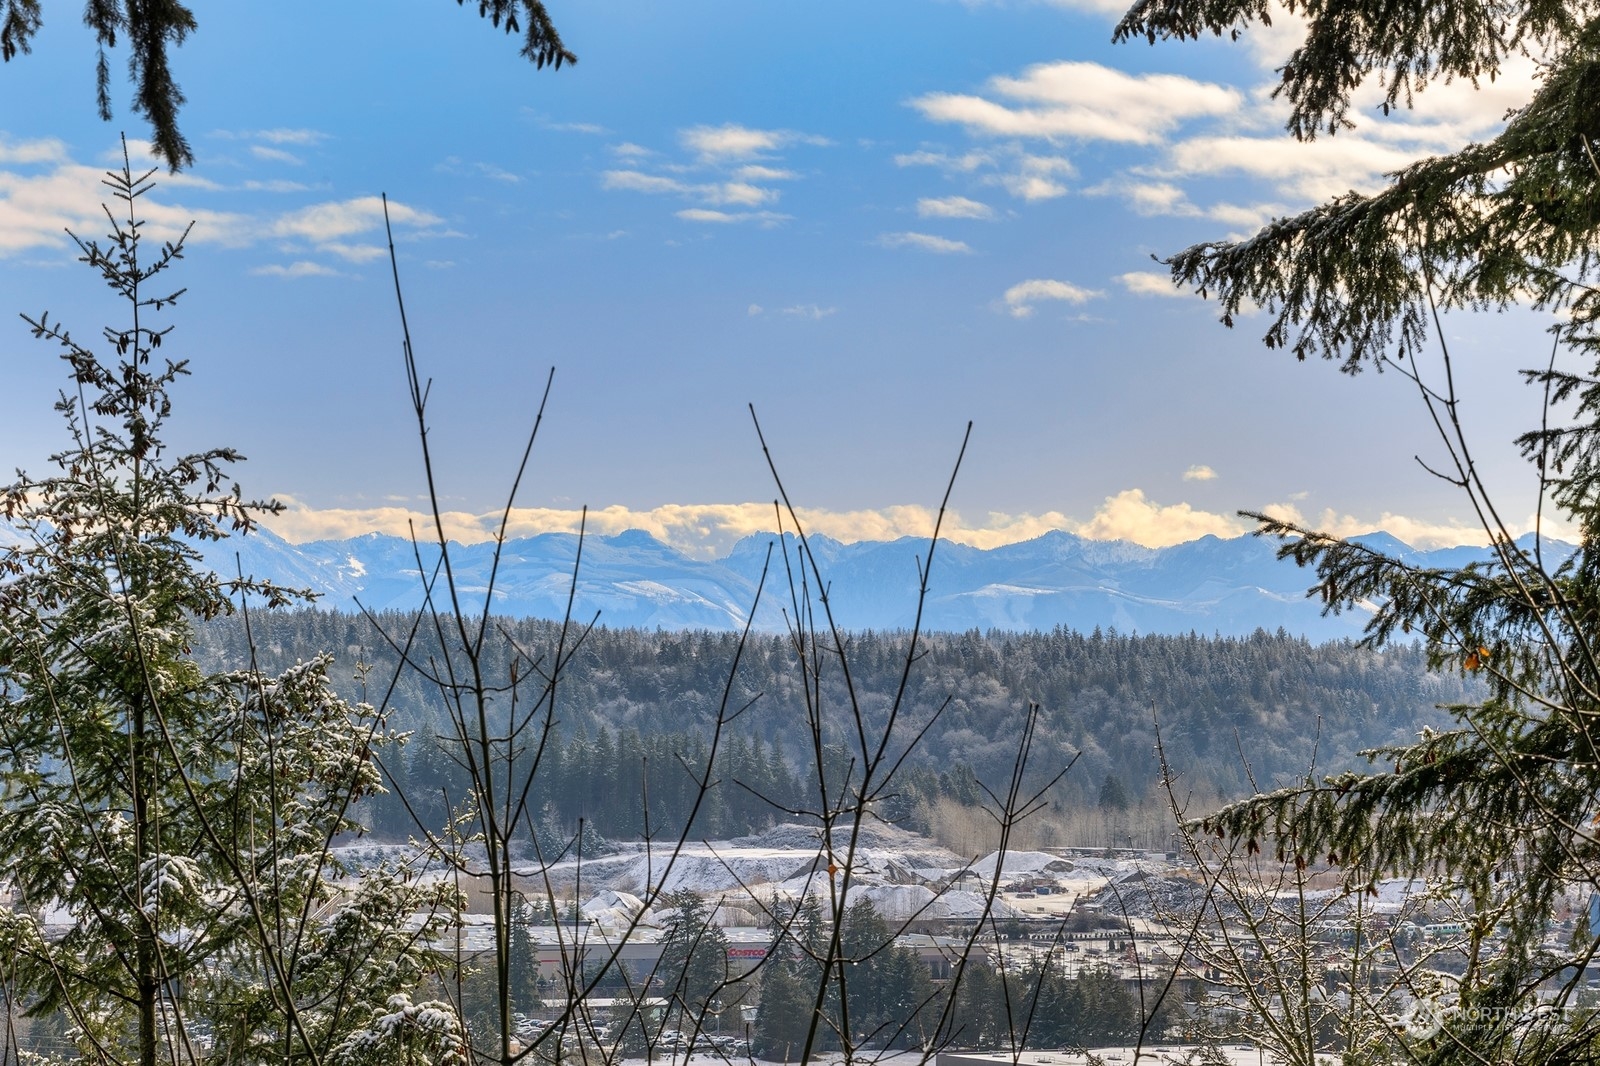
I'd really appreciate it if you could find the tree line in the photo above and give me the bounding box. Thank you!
[191,608,1476,842]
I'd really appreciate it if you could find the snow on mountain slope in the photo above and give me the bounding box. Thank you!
[183,524,1571,638]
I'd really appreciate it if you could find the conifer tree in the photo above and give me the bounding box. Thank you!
[654,891,731,1037]
[0,1,574,170]
[0,147,455,1066]
[1118,0,1600,1061]
[1116,0,1600,370]
[753,896,830,1057]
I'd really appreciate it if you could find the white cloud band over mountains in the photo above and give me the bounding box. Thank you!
[260,491,1532,559]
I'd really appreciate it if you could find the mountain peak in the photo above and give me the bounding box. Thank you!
[193,527,1573,639]
[610,528,667,549]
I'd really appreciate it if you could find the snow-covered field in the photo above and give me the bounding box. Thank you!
[334,824,1196,927]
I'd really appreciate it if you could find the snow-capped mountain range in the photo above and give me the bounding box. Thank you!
[181,525,1558,640]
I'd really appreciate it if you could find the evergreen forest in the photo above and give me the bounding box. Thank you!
[191,609,1475,845]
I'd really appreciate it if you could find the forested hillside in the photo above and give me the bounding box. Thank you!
[192,611,1472,844]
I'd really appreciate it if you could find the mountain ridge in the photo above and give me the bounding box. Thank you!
[187,524,1567,640]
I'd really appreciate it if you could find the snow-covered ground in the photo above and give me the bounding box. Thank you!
[521,823,985,906]
[336,829,1448,936]
[332,825,1195,924]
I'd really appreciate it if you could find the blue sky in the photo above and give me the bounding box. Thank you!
[0,0,1565,556]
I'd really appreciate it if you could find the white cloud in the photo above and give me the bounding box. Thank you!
[0,167,105,250]
[602,169,779,207]
[542,120,608,135]
[253,196,440,270]
[747,301,838,319]
[1108,179,1188,215]
[912,61,1241,145]
[680,124,828,161]
[878,231,973,254]
[212,127,328,146]
[1033,0,1141,14]
[437,156,523,183]
[476,162,521,183]
[1254,502,1575,551]
[319,241,388,263]
[906,52,1506,225]
[270,196,440,243]
[1183,465,1218,481]
[603,170,687,196]
[611,142,653,159]
[1116,271,1189,298]
[682,124,784,160]
[108,140,182,175]
[1360,56,1537,141]
[901,26,1534,240]
[250,261,343,278]
[606,126,826,223]
[1165,133,1421,200]
[0,161,247,253]
[1205,200,1284,230]
[1000,173,1068,201]
[258,499,1088,556]
[917,195,994,220]
[1003,277,1103,317]
[260,494,1553,557]
[1020,152,1076,175]
[256,128,327,145]
[898,144,1073,202]
[781,304,836,319]
[719,181,777,206]
[0,141,446,276]
[251,145,303,165]
[241,179,312,193]
[963,0,1133,16]
[1116,267,1259,313]
[676,208,790,225]
[1088,178,1285,233]
[895,149,994,172]
[0,136,69,165]
[735,165,797,181]
[1136,60,1536,207]
[678,208,737,223]
[1233,1,1311,68]
[1077,489,1247,545]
